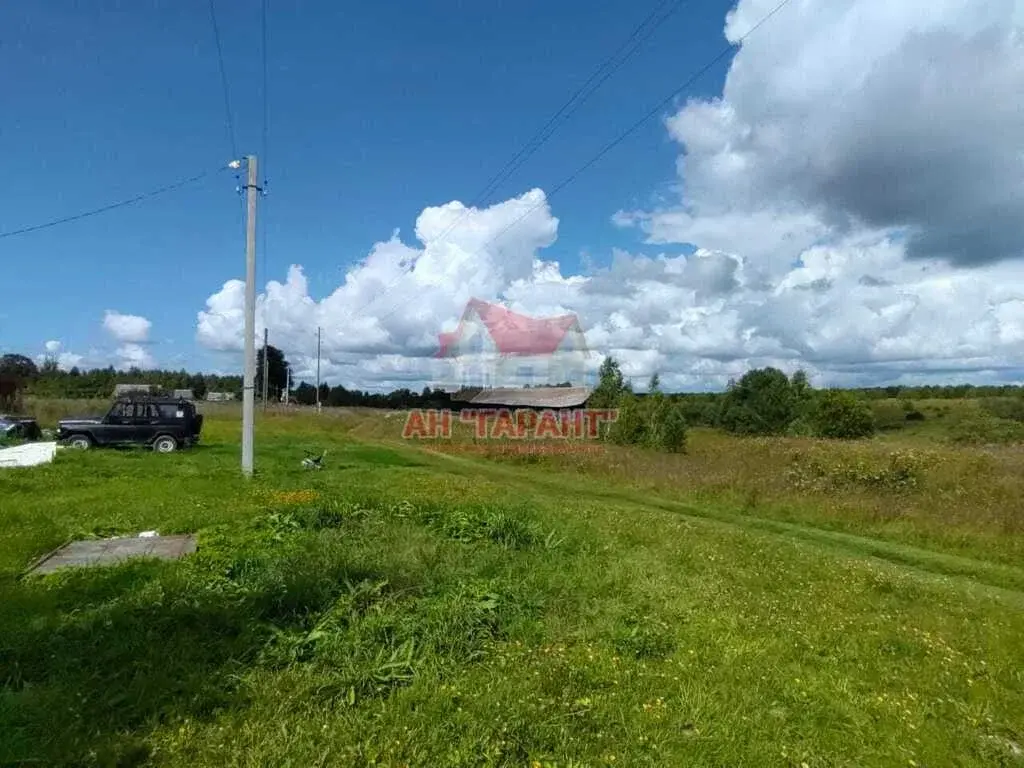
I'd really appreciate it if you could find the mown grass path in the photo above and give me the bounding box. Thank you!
[416,444,1024,600]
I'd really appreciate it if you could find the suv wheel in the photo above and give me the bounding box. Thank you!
[67,435,91,450]
[153,435,178,453]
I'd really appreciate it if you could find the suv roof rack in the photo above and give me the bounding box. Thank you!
[115,394,193,403]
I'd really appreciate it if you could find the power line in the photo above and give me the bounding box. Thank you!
[208,0,238,160]
[448,0,795,273]
[0,166,229,240]
[261,0,269,170]
[429,0,688,253]
[348,0,687,321]
[469,0,687,208]
[259,0,270,291]
[366,0,794,330]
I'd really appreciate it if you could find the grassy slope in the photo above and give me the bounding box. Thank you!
[0,412,1022,767]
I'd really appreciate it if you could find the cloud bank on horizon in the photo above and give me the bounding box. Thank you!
[192,0,1024,391]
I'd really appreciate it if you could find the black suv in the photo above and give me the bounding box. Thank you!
[57,396,204,452]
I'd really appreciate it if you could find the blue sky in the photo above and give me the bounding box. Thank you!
[1,0,733,365]
[5,0,1023,391]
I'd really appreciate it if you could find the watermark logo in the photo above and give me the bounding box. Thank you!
[433,298,592,391]
[402,408,618,440]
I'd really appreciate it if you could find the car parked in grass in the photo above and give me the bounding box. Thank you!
[0,415,43,442]
[57,396,204,452]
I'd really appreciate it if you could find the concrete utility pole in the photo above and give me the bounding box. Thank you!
[261,327,270,410]
[315,326,322,413]
[284,366,290,405]
[241,155,259,477]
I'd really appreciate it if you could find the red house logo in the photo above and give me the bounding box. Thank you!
[434,298,590,391]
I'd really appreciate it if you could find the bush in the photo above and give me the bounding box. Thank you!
[608,394,648,447]
[787,449,931,493]
[785,416,814,437]
[657,400,688,453]
[871,401,907,431]
[607,391,687,453]
[677,397,718,428]
[948,413,1024,445]
[813,391,876,439]
[718,367,810,436]
[979,397,1024,423]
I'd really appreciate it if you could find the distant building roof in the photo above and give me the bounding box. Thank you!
[438,298,584,358]
[114,383,152,394]
[461,386,592,409]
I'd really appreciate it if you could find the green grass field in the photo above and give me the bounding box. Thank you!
[1,407,1023,767]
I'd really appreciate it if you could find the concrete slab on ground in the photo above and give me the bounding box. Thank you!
[27,534,197,575]
[0,441,57,468]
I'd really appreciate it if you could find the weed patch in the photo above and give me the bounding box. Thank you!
[787,448,934,493]
[613,613,676,660]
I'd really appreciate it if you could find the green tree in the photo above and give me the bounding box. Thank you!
[607,386,688,453]
[255,345,292,402]
[791,369,811,405]
[187,373,208,400]
[657,400,688,453]
[590,356,629,409]
[812,390,876,439]
[718,367,802,435]
[0,354,38,381]
[293,382,317,405]
[608,393,647,446]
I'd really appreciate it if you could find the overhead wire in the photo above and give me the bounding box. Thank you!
[208,0,239,160]
[426,0,689,256]
[468,0,688,209]
[0,166,232,240]
[365,0,795,331]
[346,0,688,323]
[259,0,270,297]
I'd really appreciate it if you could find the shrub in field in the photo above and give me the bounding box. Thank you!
[787,449,932,493]
[657,400,688,453]
[948,412,1024,445]
[718,367,811,435]
[812,390,876,439]
[677,396,718,427]
[872,401,908,431]
[979,397,1024,423]
[608,380,688,453]
[785,415,814,437]
[608,394,648,446]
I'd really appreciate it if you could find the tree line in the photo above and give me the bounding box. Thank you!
[2,349,1022,422]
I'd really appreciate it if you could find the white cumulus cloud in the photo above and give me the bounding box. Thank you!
[619,0,1024,267]
[103,310,152,344]
[193,0,1024,392]
[116,343,155,370]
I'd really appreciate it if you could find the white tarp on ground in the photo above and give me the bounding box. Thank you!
[0,441,57,468]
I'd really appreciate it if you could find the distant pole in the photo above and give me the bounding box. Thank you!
[261,327,269,410]
[315,326,322,412]
[284,366,290,405]
[241,154,259,477]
